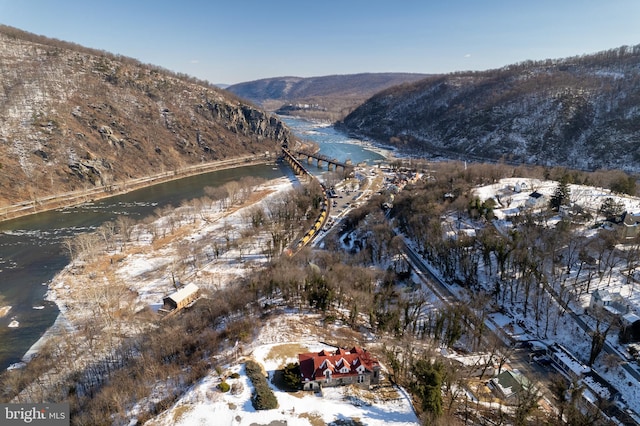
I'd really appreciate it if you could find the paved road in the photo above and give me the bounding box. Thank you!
[402,236,640,424]
[401,239,560,403]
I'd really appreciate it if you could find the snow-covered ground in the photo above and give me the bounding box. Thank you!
[475,177,640,221]
[25,170,640,423]
[45,175,297,326]
[20,175,300,370]
[148,319,420,426]
[472,177,640,416]
[29,171,420,425]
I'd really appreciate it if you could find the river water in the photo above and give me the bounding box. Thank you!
[0,118,385,370]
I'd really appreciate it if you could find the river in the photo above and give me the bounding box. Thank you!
[0,117,385,370]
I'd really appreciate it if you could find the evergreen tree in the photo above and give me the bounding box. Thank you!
[410,358,444,417]
[550,177,571,211]
[282,362,301,390]
[599,197,625,221]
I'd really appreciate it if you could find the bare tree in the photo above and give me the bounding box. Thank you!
[587,306,619,366]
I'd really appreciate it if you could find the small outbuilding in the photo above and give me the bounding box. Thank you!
[162,283,200,312]
[526,191,546,209]
[590,289,630,316]
[620,212,640,239]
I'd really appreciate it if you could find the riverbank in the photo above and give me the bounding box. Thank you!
[0,153,274,225]
[11,173,297,371]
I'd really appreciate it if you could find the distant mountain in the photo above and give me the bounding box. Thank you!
[226,73,430,121]
[0,26,291,206]
[338,46,640,173]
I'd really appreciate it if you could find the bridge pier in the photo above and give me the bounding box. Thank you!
[293,150,354,175]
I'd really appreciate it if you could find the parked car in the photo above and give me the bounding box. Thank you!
[524,340,548,354]
[532,354,552,366]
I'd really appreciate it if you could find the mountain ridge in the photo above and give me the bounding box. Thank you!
[226,73,430,121]
[0,25,292,207]
[338,45,640,173]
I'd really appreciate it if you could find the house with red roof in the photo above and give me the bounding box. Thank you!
[298,346,381,391]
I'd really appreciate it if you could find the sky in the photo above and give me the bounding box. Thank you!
[1,0,640,85]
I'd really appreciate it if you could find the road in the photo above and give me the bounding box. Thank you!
[315,165,640,422]
[400,239,560,405]
[401,233,640,424]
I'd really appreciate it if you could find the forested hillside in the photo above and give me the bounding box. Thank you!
[0,26,292,207]
[339,45,640,173]
[226,73,429,121]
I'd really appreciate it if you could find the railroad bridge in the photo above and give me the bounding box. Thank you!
[280,147,330,253]
[281,148,310,176]
[292,150,354,174]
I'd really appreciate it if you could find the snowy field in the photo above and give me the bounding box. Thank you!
[474,177,640,220]
[148,331,419,426]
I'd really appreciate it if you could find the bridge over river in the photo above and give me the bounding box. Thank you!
[280,148,339,253]
[291,149,354,174]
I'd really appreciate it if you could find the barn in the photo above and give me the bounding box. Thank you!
[162,283,200,312]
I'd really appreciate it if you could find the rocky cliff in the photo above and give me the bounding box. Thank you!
[338,46,640,173]
[0,26,292,206]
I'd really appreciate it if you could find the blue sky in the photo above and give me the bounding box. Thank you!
[1,0,639,84]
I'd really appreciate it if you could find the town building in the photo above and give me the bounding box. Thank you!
[590,289,631,316]
[621,312,640,343]
[526,191,546,209]
[489,369,534,402]
[298,346,381,391]
[619,211,640,239]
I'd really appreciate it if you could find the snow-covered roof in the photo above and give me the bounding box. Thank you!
[623,312,640,324]
[165,283,199,304]
[550,344,590,376]
[581,375,611,400]
[490,370,531,399]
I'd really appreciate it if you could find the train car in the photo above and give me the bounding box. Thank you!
[283,148,333,253]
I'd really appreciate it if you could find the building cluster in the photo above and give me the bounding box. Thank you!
[590,289,640,344]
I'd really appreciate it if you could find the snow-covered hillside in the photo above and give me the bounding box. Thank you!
[340,45,640,173]
[471,178,640,416]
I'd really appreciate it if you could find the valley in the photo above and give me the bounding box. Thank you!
[4,118,640,424]
[2,20,640,426]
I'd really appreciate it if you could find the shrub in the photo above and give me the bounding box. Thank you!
[245,360,278,410]
[217,381,230,392]
[229,372,240,379]
[282,362,301,390]
[231,382,243,395]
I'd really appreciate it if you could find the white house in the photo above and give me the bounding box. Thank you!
[526,191,546,209]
